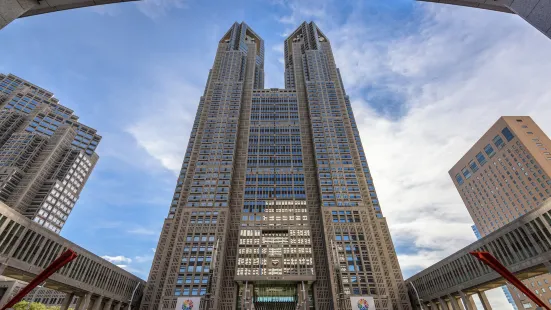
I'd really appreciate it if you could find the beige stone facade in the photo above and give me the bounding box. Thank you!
[450,116,551,309]
[141,22,411,310]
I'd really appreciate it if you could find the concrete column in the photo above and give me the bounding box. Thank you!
[506,0,551,39]
[448,295,461,310]
[75,293,91,310]
[459,291,474,310]
[241,282,254,310]
[60,293,75,310]
[0,0,38,30]
[429,300,438,309]
[478,291,493,310]
[91,296,104,310]
[113,302,121,310]
[439,297,450,310]
[0,280,15,308]
[296,282,310,310]
[103,298,113,310]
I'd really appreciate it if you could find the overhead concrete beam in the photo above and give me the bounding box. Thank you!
[0,0,138,30]
[417,0,551,39]
[0,0,37,29]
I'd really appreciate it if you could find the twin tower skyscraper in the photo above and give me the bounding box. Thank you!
[141,22,411,310]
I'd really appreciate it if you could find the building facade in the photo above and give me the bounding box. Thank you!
[0,73,100,234]
[450,116,551,309]
[141,22,410,310]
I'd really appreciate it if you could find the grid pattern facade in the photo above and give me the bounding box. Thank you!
[0,202,144,308]
[141,22,410,310]
[0,73,100,234]
[406,199,551,309]
[450,116,551,308]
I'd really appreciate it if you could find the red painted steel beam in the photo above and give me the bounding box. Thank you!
[470,251,550,310]
[1,249,78,310]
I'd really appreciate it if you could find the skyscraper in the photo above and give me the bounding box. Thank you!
[0,73,101,234]
[450,116,551,309]
[142,22,410,310]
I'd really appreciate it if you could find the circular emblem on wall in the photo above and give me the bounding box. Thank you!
[182,299,194,310]
[271,260,280,266]
[357,298,369,310]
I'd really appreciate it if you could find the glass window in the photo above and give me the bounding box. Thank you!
[502,127,515,141]
[492,135,505,149]
[484,144,496,158]
[462,167,472,179]
[455,174,464,185]
[476,152,487,166]
[469,160,479,173]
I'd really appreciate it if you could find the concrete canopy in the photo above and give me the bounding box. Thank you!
[1,0,138,29]
[417,0,551,39]
[21,0,137,17]
[418,0,513,13]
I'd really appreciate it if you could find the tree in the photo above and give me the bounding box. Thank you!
[12,301,47,310]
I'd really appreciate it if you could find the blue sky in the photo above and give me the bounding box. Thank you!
[2,0,551,307]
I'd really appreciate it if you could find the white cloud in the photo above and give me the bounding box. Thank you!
[102,253,153,278]
[127,227,159,236]
[101,255,133,264]
[137,0,189,19]
[126,68,204,173]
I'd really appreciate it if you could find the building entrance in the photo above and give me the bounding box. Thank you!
[238,282,313,310]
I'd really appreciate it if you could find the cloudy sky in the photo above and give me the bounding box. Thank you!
[2,0,551,308]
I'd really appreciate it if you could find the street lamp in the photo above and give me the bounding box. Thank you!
[128,282,140,310]
[408,281,424,310]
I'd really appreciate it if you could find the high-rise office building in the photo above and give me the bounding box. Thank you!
[0,73,101,234]
[142,22,410,310]
[450,116,551,309]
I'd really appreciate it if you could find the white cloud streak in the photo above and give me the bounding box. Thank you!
[127,227,159,236]
[126,69,204,173]
[102,253,154,278]
[101,255,133,264]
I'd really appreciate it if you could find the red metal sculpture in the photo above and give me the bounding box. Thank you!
[1,249,78,310]
[470,251,550,310]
